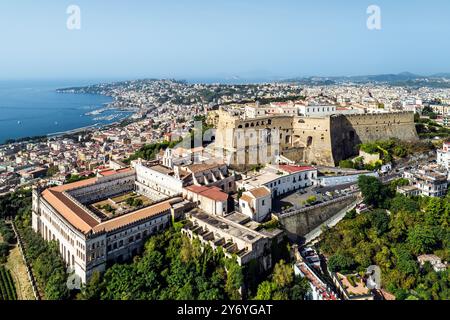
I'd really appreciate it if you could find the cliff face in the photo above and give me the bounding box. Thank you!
[329,112,419,165]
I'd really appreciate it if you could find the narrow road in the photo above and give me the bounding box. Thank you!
[303,199,359,245]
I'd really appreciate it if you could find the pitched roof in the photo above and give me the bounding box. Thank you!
[239,194,254,204]
[185,185,229,202]
[92,201,172,234]
[248,187,271,198]
[198,187,229,202]
[278,165,315,174]
[41,174,172,235]
[42,188,99,234]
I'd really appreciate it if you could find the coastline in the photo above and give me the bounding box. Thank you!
[0,86,137,146]
[0,115,135,147]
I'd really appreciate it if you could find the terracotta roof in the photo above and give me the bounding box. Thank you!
[92,201,172,234]
[279,165,315,174]
[248,187,271,198]
[185,185,210,193]
[98,167,133,177]
[239,194,254,204]
[198,187,229,202]
[185,185,228,202]
[42,189,99,234]
[41,174,172,235]
[50,178,98,192]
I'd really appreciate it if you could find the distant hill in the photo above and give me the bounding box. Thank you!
[283,72,450,88]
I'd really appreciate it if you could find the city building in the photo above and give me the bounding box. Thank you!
[32,168,184,283]
[239,186,272,222]
[437,141,450,171]
[182,210,283,271]
[212,106,418,167]
[183,185,229,216]
[297,104,336,117]
[403,167,448,197]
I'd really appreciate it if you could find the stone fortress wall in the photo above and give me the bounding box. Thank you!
[211,109,418,167]
[329,112,419,165]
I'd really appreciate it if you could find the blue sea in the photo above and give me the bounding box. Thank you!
[0,80,131,144]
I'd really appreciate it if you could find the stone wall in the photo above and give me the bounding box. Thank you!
[277,195,357,242]
[212,110,418,167]
[329,112,418,165]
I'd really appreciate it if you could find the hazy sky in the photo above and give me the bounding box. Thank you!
[1,0,449,80]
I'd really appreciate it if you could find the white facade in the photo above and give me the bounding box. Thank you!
[437,142,450,171]
[403,167,448,198]
[298,105,336,117]
[319,172,379,187]
[183,186,228,216]
[33,190,172,283]
[239,165,317,198]
[239,187,272,222]
[133,161,183,200]
[31,170,176,284]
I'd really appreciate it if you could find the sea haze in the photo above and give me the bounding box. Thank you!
[0,80,129,144]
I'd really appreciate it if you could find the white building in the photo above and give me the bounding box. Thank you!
[318,171,379,187]
[297,104,336,117]
[133,160,184,200]
[437,141,450,172]
[403,167,448,198]
[238,165,317,198]
[183,185,229,216]
[32,169,180,284]
[239,186,272,222]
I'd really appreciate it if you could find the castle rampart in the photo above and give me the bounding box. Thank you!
[212,109,418,167]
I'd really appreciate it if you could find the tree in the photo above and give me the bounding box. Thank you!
[272,260,294,288]
[358,175,388,208]
[339,160,354,169]
[389,194,419,213]
[328,253,355,273]
[306,196,317,205]
[225,259,243,300]
[368,209,390,236]
[290,277,311,300]
[255,281,277,300]
[407,225,437,255]
[0,242,9,263]
[79,271,103,300]
[45,271,69,300]
[46,166,59,177]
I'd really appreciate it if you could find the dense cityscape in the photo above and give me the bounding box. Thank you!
[1,2,450,316]
[0,77,449,302]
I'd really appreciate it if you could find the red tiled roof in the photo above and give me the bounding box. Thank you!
[185,185,228,202]
[92,201,172,234]
[98,167,132,177]
[279,165,315,173]
[248,187,271,198]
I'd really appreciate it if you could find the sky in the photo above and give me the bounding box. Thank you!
[0,0,449,81]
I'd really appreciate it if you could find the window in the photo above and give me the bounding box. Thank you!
[262,200,265,206]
